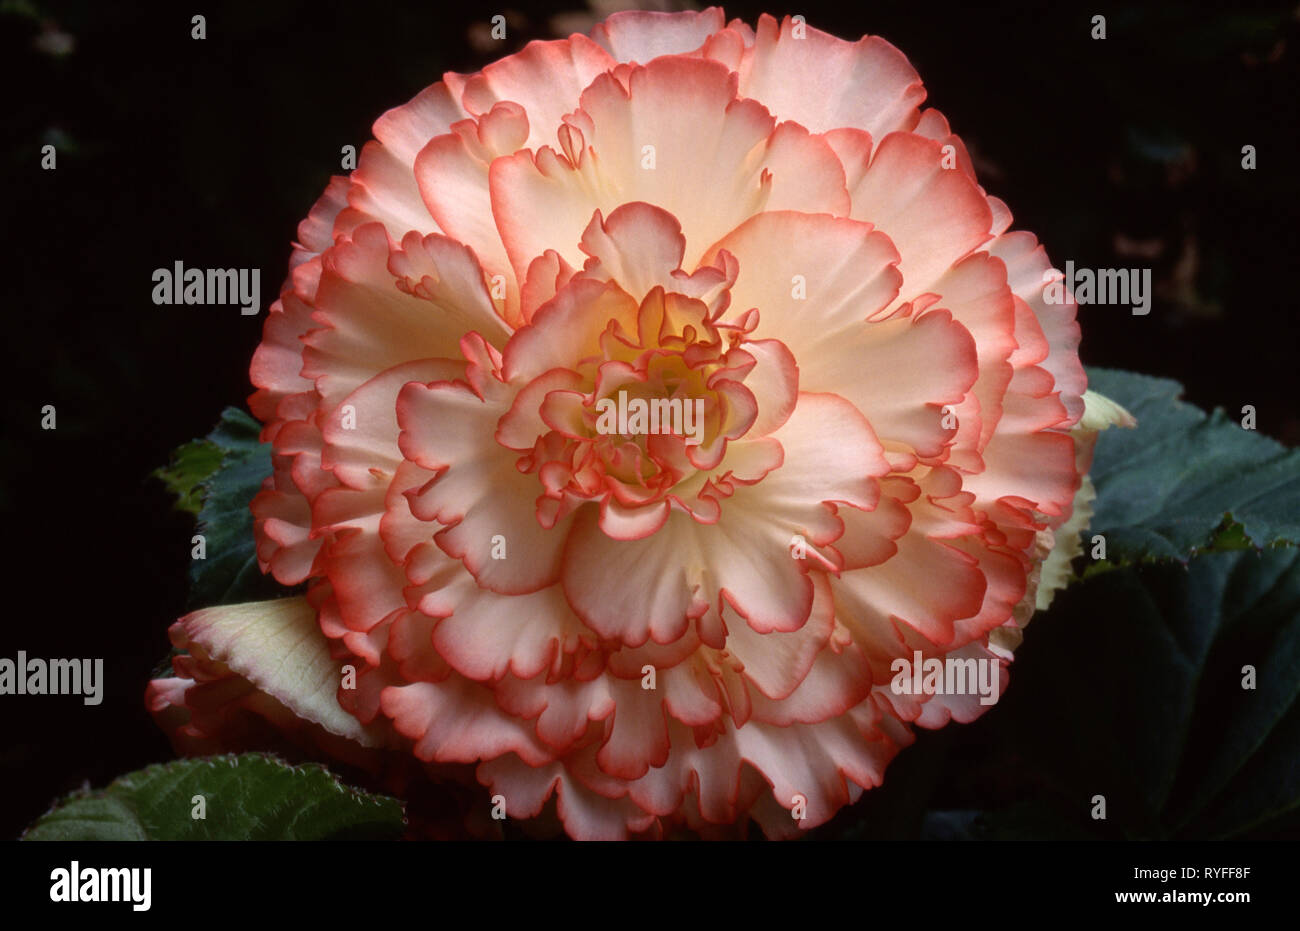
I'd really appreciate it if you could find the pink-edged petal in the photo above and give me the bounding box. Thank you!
[713,392,889,624]
[380,676,551,765]
[735,338,798,438]
[251,462,321,586]
[736,14,925,138]
[922,252,1018,468]
[331,78,468,241]
[747,632,874,727]
[388,230,513,344]
[911,107,978,180]
[495,673,615,753]
[302,224,487,409]
[320,358,464,490]
[832,471,1003,665]
[317,518,409,635]
[962,365,1079,520]
[386,608,452,684]
[248,287,320,423]
[560,506,706,647]
[735,706,904,831]
[373,79,469,166]
[881,641,1010,728]
[397,377,574,594]
[991,231,1086,424]
[292,176,350,265]
[578,202,686,301]
[805,310,979,459]
[477,754,656,840]
[705,210,901,357]
[723,572,835,700]
[834,529,986,655]
[458,35,616,149]
[624,718,748,823]
[564,392,886,644]
[412,104,531,327]
[588,7,726,63]
[847,132,994,305]
[428,575,595,683]
[758,121,850,215]
[491,56,849,277]
[594,677,672,780]
[502,277,639,383]
[167,597,380,745]
[519,249,577,323]
[728,391,888,539]
[597,497,671,540]
[341,141,440,242]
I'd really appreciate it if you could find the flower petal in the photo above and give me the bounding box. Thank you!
[168,597,380,746]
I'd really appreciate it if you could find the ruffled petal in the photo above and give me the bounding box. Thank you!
[166,597,381,745]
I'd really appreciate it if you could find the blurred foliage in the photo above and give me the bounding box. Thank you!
[1085,367,1300,562]
[176,407,296,608]
[23,754,406,841]
[152,434,223,516]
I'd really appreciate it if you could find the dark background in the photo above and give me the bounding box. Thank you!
[3,0,1297,839]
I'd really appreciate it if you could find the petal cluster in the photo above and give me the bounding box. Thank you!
[150,9,1116,839]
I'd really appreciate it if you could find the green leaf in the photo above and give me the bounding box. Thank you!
[22,754,405,841]
[997,546,1300,839]
[181,407,290,608]
[152,437,223,516]
[1085,367,1300,563]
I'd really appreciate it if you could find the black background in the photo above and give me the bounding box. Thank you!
[3,0,1297,840]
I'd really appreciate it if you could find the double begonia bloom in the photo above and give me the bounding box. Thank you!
[147,8,1132,839]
